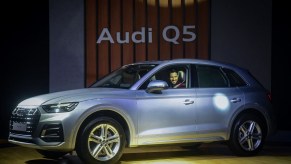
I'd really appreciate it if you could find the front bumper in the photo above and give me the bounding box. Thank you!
[8,106,78,151]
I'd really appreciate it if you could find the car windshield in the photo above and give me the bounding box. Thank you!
[90,64,157,89]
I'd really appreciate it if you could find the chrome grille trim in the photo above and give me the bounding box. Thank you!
[9,107,41,136]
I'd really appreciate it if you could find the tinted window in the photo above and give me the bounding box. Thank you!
[196,65,228,88]
[246,70,266,89]
[91,64,157,89]
[222,68,247,87]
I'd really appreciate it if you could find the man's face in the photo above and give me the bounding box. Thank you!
[170,72,178,84]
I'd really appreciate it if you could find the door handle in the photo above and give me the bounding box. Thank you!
[230,98,241,103]
[183,99,194,105]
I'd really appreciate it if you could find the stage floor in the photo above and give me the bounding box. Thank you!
[0,141,291,164]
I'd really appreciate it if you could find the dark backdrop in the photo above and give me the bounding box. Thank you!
[0,0,290,139]
[0,1,49,138]
[272,1,291,131]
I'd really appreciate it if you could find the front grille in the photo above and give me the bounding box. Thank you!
[9,107,41,136]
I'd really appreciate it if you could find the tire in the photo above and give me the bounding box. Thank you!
[36,149,68,159]
[228,114,266,156]
[76,117,126,164]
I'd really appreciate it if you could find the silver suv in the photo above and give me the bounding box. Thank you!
[8,59,276,163]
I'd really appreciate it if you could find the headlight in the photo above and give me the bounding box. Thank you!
[42,102,78,113]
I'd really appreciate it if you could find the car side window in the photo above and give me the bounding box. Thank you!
[139,65,189,89]
[196,65,228,88]
[222,68,247,87]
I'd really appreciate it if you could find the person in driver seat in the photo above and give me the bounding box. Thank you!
[169,69,186,88]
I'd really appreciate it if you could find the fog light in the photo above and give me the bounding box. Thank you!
[40,123,64,142]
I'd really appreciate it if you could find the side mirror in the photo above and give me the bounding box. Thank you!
[146,80,169,93]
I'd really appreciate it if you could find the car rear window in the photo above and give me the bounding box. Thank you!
[222,68,247,87]
[196,65,228,88]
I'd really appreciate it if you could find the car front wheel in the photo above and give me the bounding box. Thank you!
[76,117,126,164]
[228,114,266,156]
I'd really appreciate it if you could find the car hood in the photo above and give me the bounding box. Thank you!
[18,88,131,106]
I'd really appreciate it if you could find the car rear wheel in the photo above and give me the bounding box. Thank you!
[76,117,126,164]
[228,114,266,156]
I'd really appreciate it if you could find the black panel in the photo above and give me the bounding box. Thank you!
[272,1,291,131]
[0,1,49,139]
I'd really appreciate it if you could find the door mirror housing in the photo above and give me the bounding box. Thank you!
[146,80,169,93]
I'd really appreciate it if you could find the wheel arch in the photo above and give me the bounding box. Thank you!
[75,109,132,148]
[228,108,268,140]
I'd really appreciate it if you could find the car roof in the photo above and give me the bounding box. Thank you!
[132,58,245,71]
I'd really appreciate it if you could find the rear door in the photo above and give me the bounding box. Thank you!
[193,64,245,139]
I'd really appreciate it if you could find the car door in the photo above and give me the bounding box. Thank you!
[193,64,245,140]
[136,64,197,145]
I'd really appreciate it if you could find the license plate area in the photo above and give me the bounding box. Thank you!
[12,122,27,132]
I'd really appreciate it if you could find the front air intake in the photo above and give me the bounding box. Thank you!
[40,123,64,142]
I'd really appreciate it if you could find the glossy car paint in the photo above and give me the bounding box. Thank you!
[8,59,275,152]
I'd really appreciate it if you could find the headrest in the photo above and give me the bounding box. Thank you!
[178,71,185,82]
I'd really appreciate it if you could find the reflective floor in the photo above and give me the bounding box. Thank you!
[1,141,291,164]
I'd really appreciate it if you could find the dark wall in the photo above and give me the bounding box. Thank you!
[0,1,49,138]
[49,0,85,92]
[272,1,291,131]
[211,0,271,91]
